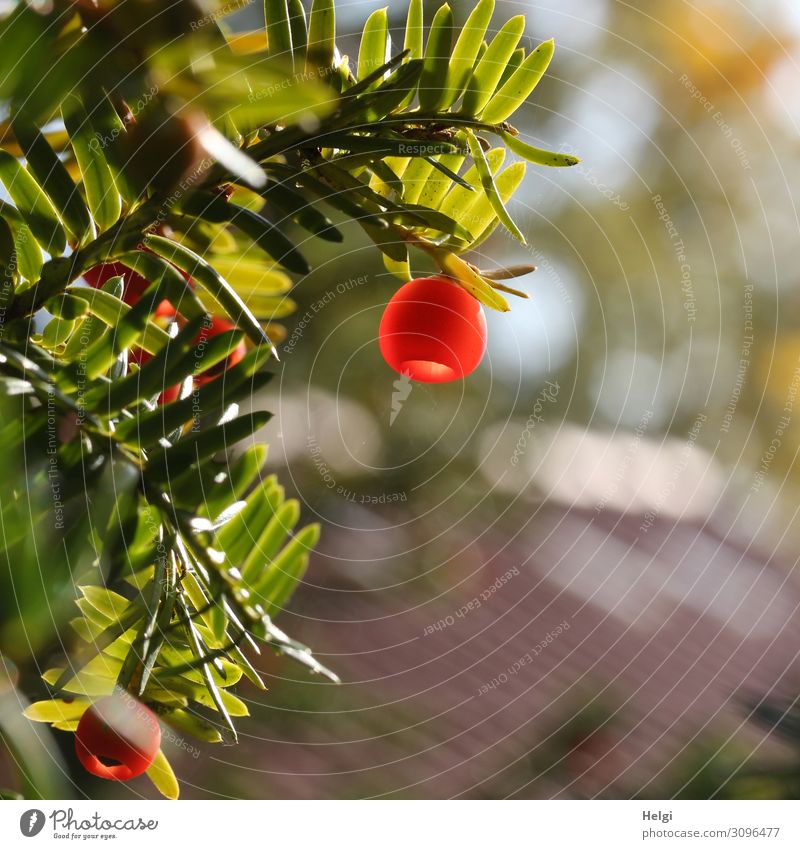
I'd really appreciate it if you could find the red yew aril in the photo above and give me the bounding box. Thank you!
[75,694,161,781]
[84,261,181,400]
[193,315,247,384]
[134,308,246,393]
[378,276,488,383]
[84,255,246,401]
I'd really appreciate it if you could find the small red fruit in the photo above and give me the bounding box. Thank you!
[75,694,161,781]
[83,258,245,401]
[135,310,246,401]
[378,276,488,383]
[193,315,247,385]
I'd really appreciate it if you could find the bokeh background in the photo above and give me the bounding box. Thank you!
[5,0,800,799]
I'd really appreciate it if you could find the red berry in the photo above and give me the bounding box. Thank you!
[158,383,182,405]
[378,276,487,383]
[84,256,245,400]
[75,694,161,781]
[193,315,247,385]
[137,310,246,401]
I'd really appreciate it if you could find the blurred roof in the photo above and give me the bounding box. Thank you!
[188,502,800,799]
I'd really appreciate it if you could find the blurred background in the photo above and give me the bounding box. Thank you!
[6,0,800,799]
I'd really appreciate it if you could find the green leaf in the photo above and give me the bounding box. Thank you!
[0,7,51,108]
[181,192,310,275]
[355,59,424,122]
[152,49,333,135]
[87,316,202,412]
[368,160,404,197]
[136,553,178,695]
[265,0,294,63]
[62,310,104,363]
[498,47,525,90]
[44,292,89,321]
[455,160,526,249]
[0,150,66,255]
[363,222,408,264]
[415,153,467,209]
[11,115,94,244]
[399,157,435,205]
[38,315,75,349]
[253,523,319,608]
[436,250,509,312]
[178,596,238,741]
[340,50,410,104]
[0,203,41,281]
[287,166,389,227]
[461,15,525,116]
[501,130,579,167]
[217,477,283,557]
[79,586,132,623]
[116,359,270,447]
[422,154,470,198]
[115,250,206,318]
[403,0,424,60]
[241,499,301,584]
[206,253,292,297]
[310,160,398,217]
[144,234,278,357]
[418,3,453,112]
[442,0,495,110]
[146,749,180,800]
[11,27,100,124]
[467,132,525,244]
[191,682,250,718]
[232,206,310,275]
[481,263,536,281]
[287,0,308,60]
[62,95,122,233]
[399,0,424,108]
[162,709,223,743]
[474,40,488,68]
[358,8,390,87]
[66,286,171,355]
[42,668,62,687]
[247,295,297,319]
[0,217,17,285]
[362,173,412,208]
[228,642,267,690]
[438,147,504,222]
[327,133,461,158]
[147,412,272,479]
[202,446,269,521]
[306,0,335,73]
[383,252,411,281]
[481,38,555,124]
[395,204,473,242]
[262,179,343,242]
[23,698,90,724]
[258,628,338,682]
[83,91,138,205]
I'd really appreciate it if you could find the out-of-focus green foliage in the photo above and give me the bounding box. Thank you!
[0,0,575,798]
